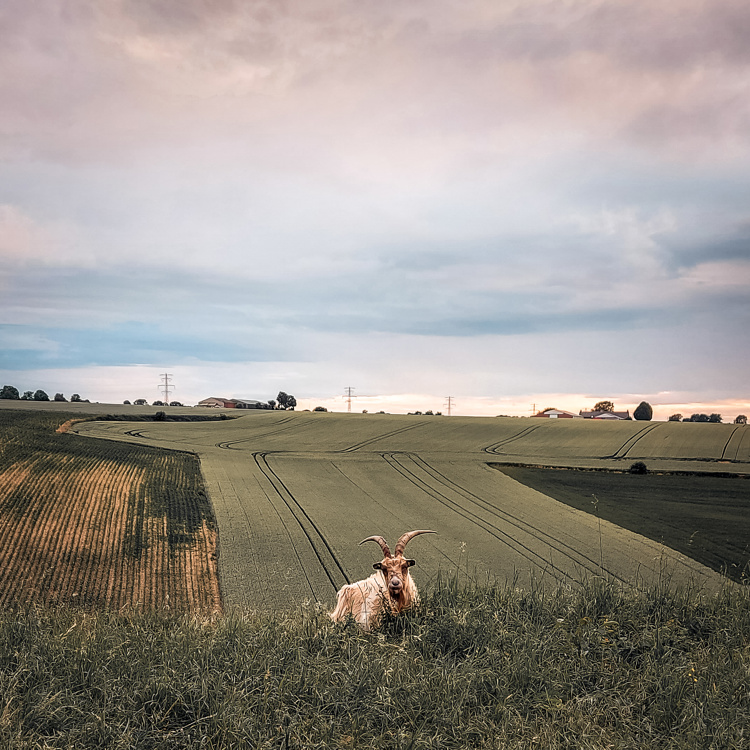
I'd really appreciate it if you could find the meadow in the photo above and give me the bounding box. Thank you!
[1,576,748,749]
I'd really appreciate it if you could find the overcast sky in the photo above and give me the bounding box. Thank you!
[1,0,749,419]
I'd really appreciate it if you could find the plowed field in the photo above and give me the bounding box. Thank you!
[0,410,220,612]
[71,411,749,611]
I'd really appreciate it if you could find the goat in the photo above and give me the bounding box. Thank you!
[330,529,436,629]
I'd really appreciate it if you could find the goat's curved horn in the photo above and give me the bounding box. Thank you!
[359,535,391,558]
[394,529,436,557]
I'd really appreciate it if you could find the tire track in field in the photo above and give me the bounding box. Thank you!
[216,416,304,449]
[482,425,541,455]
[732,427,750,462]
[404,454,629,584]
[720,425,744,462]
[606,423,660,459]
[381,452,603,584]
[253,452,350,593]
[340,421,430,452]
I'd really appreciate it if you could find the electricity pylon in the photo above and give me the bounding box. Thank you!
[159,373,174,404]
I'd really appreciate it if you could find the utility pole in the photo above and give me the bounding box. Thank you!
[159,373,174,404]
[444,396,454,416]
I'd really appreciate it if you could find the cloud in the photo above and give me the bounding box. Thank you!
[1,0,748,413]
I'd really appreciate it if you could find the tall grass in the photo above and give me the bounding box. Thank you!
[1,575,749,749]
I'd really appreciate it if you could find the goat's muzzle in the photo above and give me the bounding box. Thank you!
[388,576,403,597]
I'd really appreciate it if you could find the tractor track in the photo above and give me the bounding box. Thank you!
[482,425,541,455]
[253,452,350,593]
[250,473,318,602]
[340,421,430,452]
[381,452,624,584]
[405,454,628,583]
[721,425,745,462]
[606,423,660,459]
[216,416,306,449]
[326,460,468,576]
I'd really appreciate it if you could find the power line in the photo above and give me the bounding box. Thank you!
[444,396,454,416]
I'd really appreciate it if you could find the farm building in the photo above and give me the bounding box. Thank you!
[198,397,236,408]
[197,397,264,409]
[579,409,631,420]
[232,399,263,409]
[532,408,581,419]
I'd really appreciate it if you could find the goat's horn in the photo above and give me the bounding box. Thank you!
[359,535,391,558]
[394,529,436,557]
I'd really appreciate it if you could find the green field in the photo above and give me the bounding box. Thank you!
[65,408,749,610]
[495,465,750,582]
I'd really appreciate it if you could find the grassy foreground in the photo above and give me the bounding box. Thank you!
[2,576,749,749]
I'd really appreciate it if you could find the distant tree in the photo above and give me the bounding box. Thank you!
[267,400,276,410]
[123,400,132,405]
[21,390,34,400]
[169,401,183,407]
[0,385,20,400]
[690,413,710,422]
[54,393,67,402]
[668,413,682,422]
[594,401,615,413]
[629,461,648,474]
[70,394,82,402]
[709,413,723,423]
[276,392,297,410]
[313,406,328,412]
[153,400,165,407]
[33,390,49,401]
[633,401,653,421]
[735,415,747,424]
[134,399,147,406]
[153,411,166,421]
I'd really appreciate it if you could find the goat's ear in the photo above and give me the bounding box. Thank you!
[406,559,416,567]
[373,562,383,570]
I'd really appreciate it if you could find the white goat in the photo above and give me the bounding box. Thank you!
[330,529,435,629]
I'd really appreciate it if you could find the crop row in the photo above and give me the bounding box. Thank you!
[0,410,221,612]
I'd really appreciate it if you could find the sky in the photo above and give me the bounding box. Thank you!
[1,0,749,420]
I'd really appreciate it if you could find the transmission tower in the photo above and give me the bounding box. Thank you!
[444,396,454,416]
[344,386,355,413]
[159,373,174,404]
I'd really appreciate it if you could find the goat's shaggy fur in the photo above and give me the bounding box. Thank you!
[330,530,435,629]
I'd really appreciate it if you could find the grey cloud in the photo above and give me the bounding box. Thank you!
[447,0,750,69]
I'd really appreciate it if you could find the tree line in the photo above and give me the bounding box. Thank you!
[0,385,88,403]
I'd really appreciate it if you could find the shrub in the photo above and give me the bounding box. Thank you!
[629,461,648,474]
